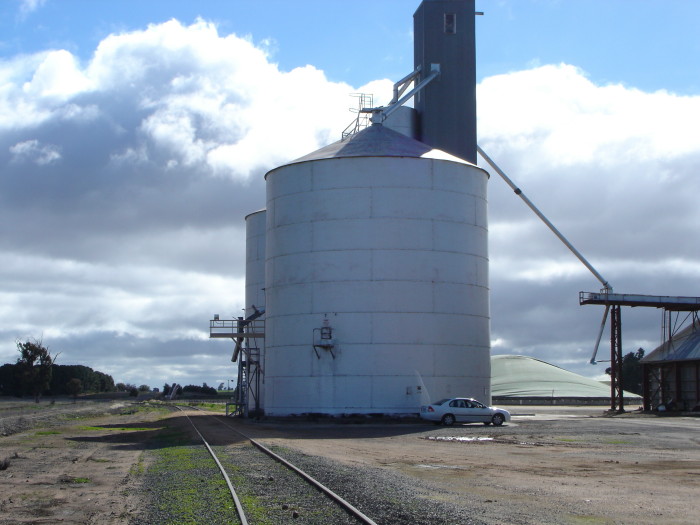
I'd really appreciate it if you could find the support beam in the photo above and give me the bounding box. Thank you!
[610,305,624,412]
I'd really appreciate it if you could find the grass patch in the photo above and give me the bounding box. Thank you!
[144,444,236,524]
[72,477,91,484]
[603,439,631,444]
[188,402,227,412]
[60,475,91,484]
[35,430,61,435]
[129,452,145,476]
[119,403,171,417]
[78,425,164,432]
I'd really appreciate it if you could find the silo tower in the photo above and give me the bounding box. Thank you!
[232,0,489,416]
[414,0,477,163]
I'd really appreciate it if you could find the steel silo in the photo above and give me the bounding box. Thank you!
[245,209,266,317]
[263,124,490,415]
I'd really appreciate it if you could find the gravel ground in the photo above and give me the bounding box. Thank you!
[2,401,698,524]
[132,408,484,524]
[0,399,125,436]
[274,445,483,524]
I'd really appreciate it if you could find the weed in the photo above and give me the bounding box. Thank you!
[78,425,162,432]
[59,475,91,484]
[130,452,145,476]
[0,457,10,470]
[35,430,60,435]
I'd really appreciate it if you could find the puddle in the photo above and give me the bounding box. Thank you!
[416,464,467,470]
[424,436,494,443]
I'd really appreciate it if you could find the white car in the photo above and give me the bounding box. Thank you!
[420,397,511,426]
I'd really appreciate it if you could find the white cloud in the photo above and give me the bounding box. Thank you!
[479,64,700,168]
[9,139,61,164]
[2,22,699,387]
[479,63,700,377]
[18,0,46,20]
[0,19,394,386]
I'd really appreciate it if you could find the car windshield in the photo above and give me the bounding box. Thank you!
[433,398,450,405]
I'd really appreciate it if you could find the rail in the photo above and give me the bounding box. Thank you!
[173,405,378,525]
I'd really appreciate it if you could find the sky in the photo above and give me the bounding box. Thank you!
[2,0,700,391]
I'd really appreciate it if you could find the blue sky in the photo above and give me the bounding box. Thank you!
[4,0,699,93]
[1,0,700,390]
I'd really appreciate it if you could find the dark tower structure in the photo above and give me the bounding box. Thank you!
[414,0,477,164]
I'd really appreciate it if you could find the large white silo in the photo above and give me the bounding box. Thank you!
[263,124,490,416]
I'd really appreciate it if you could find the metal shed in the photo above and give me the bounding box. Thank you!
[642,322,700,411]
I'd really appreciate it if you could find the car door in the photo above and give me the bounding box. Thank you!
[447,399,468,422]
[465,400,492,422]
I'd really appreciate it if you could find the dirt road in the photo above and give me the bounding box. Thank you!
[1,401,698,524]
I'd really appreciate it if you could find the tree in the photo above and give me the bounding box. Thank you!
[49,364,115,395]
[138,384,150,392]
[66,378,83,402]
[606,348,645,395]
[0,363,20,395]
[16,339,55,402]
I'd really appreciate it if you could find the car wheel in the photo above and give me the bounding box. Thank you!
[441,414,456,426]
[491,413,505,426]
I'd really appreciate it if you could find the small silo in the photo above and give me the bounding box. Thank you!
[239,209,267,415]
[245,209,266,316]
[263,124,490,415]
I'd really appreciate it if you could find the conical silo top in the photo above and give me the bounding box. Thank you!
[286,124,472,166]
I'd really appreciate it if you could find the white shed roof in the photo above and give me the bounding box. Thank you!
[491,354,640,399]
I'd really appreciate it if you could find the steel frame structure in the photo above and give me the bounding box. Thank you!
[210,318,265,417]
[580,292,700,412]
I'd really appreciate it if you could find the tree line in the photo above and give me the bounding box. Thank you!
[0,339,115,399]
[0,362,116,397]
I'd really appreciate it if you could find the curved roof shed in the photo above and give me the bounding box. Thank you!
[491,355,641,399]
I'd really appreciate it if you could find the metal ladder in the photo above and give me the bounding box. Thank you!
[341,93,373,140]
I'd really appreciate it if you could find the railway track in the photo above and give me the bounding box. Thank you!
[172,405,379,525]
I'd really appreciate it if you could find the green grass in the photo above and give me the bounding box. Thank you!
[77,425,162,432]
[145,443,236,524]
[60,476,91,484]
[129,452,145,476]
[171,401,227,412]
[72,477,91,484]
[118,403,172,417]
[35,430,60,435]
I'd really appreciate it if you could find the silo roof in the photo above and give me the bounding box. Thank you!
[491,354,640,399]
[642,324,700,363]
[287,124,474,165]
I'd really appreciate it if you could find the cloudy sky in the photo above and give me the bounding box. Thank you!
[2,0,699,390]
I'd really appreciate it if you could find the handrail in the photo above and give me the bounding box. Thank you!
[209,319,265,338]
